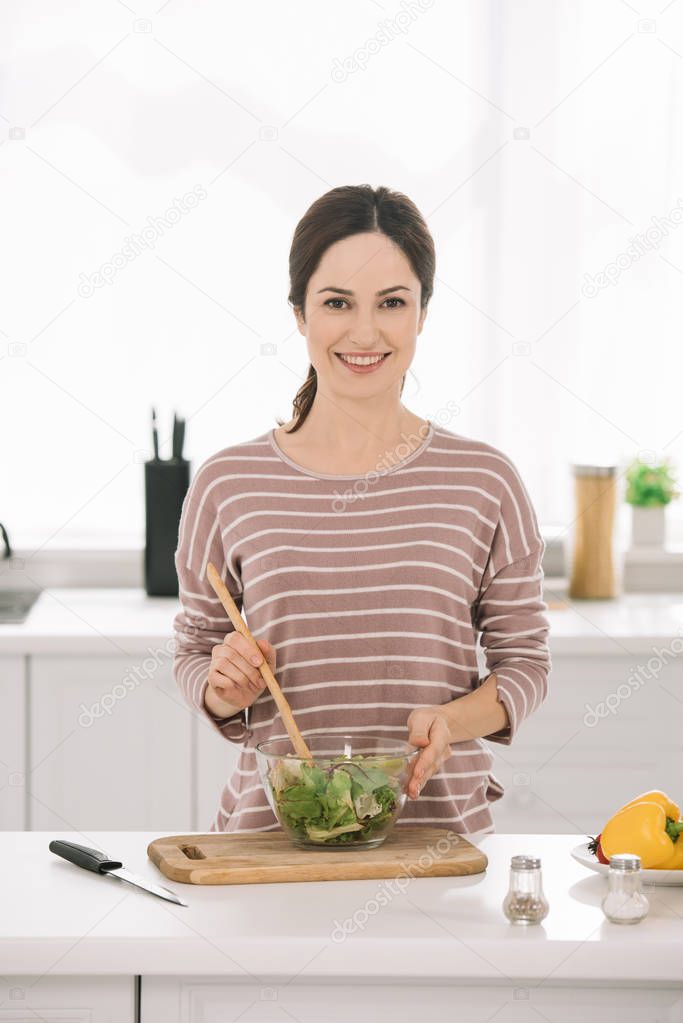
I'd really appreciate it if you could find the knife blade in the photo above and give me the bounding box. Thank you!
[177,416,185,460]
[49,840,187,907]
[171,411,178,459]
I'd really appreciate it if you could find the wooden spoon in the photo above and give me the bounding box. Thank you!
[206,561,313,763]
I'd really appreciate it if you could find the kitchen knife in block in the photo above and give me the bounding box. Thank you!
[144,457,189,596]
[205,561,313,762]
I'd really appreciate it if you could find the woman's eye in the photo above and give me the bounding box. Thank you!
[323,297,405,310]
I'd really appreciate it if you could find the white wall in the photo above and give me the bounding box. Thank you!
[2,0,683,550]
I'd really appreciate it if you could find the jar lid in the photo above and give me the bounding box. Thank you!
[608,853,641,872]
[572,464,617,477]
[510,854,541,870]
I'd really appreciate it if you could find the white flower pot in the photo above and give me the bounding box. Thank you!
[631,505,666,548]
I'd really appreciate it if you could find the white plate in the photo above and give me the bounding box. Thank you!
[571,842,683,886]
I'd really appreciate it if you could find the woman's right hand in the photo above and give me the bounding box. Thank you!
[206,632,276,715]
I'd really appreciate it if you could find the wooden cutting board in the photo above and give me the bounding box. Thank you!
[147,826,488,885]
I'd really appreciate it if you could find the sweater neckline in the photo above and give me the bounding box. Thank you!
[268,419,435,480]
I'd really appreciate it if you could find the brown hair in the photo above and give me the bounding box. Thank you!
[278,184,435,433]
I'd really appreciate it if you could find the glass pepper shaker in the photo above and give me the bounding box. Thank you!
[502,855,549,925]
[601,853,649,924]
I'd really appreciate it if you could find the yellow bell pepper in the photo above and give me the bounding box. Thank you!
[600,791,683,869]
[618,789,679,819]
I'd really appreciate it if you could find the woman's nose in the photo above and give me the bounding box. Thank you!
[347,311,380,345]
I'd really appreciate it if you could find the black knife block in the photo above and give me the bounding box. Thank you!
[144,458,190,596]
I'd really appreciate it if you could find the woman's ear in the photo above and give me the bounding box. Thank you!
[417,304,428,335]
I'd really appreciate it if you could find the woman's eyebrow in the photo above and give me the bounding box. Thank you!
[316,285,412,296]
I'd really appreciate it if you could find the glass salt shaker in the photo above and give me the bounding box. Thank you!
[502,855,549,925]
[601,853,649,924]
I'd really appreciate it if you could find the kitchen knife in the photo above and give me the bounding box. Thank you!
[49,840,187,906]
[172,413,185,461]
[177,416,185,460]
[152,407,160,461]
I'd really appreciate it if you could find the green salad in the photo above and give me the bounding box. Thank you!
[268,753,405,844]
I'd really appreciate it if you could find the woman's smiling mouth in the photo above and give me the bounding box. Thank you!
[335,351,392,374]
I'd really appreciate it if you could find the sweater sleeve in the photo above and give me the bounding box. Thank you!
[172,462,251,744]
[472,457,551,744]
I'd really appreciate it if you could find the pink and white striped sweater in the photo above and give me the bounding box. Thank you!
[172,419,551,834]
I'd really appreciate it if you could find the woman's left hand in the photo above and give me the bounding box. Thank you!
[405,706,453,800]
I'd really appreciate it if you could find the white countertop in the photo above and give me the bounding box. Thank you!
[0,588,178,656]
[0,588,682,656]
[5,831,683,981]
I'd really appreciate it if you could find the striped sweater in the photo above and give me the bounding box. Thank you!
[172,419,551,834]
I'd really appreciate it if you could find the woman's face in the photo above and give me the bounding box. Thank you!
[294,231,427,398]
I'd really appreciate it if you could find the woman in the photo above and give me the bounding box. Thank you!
[173,184,551,835]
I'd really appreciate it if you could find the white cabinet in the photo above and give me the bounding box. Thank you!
[194,713,242,831]
[10,646,683,834]
[0,976,134,1020]
[20,649,242,833]
[28,656,192,831]
[141,977,683,1022]
[0,656,26,829]
[490,655,683,834]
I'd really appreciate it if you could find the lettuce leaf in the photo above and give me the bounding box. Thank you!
[269,753,401,845]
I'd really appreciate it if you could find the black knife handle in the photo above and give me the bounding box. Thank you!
[49,840,123,874]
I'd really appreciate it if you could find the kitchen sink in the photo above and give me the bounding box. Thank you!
[0,588,41,624]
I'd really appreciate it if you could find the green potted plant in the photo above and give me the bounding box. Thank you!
[625,457,679,547]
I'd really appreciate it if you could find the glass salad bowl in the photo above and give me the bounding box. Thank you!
[254,733,419,850]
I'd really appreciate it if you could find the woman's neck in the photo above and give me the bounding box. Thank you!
[275,402,430,476]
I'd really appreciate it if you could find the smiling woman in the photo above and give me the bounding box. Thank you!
[277,185,433,449]
[172,184,551,836]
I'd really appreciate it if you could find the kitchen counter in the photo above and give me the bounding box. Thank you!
[5,830,683,984]
[0,587,682,656]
